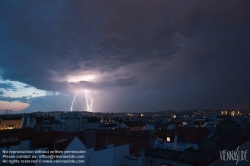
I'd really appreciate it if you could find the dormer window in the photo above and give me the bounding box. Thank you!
[167,137,170,142]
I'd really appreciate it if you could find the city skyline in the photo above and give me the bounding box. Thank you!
[0,0,250,112]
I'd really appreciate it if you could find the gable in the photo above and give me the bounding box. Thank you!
[65,136,86,151]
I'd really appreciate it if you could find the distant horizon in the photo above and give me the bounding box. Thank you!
[1,108,249,115]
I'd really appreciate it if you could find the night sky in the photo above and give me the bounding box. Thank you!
[0,0,250,113]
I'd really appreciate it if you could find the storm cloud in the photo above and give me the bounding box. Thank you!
[0,0,250,112]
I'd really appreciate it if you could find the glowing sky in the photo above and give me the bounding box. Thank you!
[0,0,250,112]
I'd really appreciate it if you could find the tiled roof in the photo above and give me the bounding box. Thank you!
[198,130,242,165]
[97,133,151,154]
[94,145,107,151]
[53,137,74,152]
[86,117,100,123]
[125,153,142,159]
[75,129,97,148]
[35,117,55,124]
[98,129,155,139]
[178,127,211,143]
[74,132,86,145]
[145,148,181,160]
[145,136,248,166]
[201,126,250,165]
[31,131,73,149]
[172,127,243,165]
[0,128,35,140]
[123,121,146,127]
[45,136,75,159]
[98,128,130,134]
[155,130,176,143]
[0,115,22,120]
[129,130,154,137]
[0,136,20,148]
[100,123,117,127]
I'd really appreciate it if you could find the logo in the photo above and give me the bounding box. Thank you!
[219,146,248,165]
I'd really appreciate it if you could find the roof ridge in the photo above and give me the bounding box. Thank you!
[198,129,241,164]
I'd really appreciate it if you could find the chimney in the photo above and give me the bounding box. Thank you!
[79,113,83,131]
[84,129,97,148]
[149,134,155,150]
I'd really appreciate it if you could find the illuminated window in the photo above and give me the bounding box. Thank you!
[167,137,170,142]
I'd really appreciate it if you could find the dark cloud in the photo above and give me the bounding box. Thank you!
[72,76,137,90]
[1,0,249,91]
[0,83,17,91]
[0,0,250,111]
[0,96,31,103]
[21,95,73,112]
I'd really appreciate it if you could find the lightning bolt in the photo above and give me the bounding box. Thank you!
[70,91,79,112]
[85,90,94,112]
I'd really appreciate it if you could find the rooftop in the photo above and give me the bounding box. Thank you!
[0,128,35,140]
[123,121,146,127]
[178,127,211,143]
[35,117,55,124]
[173,126,243,165]
[0,136,20,147]
[145,148,181,160]
[97,133,151,154]
[31,131,73,149]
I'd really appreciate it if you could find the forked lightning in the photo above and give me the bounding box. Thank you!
[70,90,94,112]
[85,91,94,112]
[70,91,79,112]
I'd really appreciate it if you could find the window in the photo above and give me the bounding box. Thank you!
[167,137,170,142]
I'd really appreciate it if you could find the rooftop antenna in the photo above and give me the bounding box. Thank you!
[6,109,12,114]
